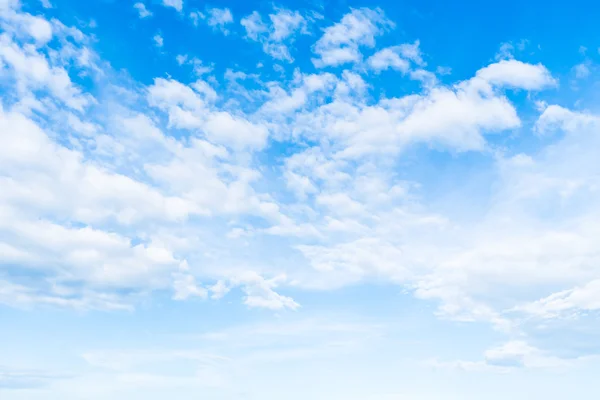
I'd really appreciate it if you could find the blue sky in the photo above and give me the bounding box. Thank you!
[1,0,600,398]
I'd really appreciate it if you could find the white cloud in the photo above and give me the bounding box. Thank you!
[572,62,590,79]
[241,8,308,62]
[175,54,213,75]
[0,4,53,44]
[209,280,231,299]
[189,10,204,26]
[436,65,452,75]
[176,53,187,65]
[235,272,300,310]
[476,59,557,90]
[3,2,600,365]
[206,7,233,35]
[203,111,269,150]
[517,280,600,319]
[162,0,183,12]
[367,46,410,73]
[430,341,572,371]
[288,72,521,158]
[153,33,163,47]
[0,33,90,110]
[134,2,152,19]
[297,238,409,288]
[397,40,425,65]
[147,77,268,150]
[172,272,208,300]
[240,11,266,40]
[312,7,393,67]
[269,7,307,41]
[0,9,291,310]
[0,279,133,311]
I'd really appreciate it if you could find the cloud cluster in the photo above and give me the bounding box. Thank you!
[2,0,600,374]
[241,7,309,62]
[312,7,393,67]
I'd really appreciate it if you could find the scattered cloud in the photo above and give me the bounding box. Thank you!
[134,2,152,19]
[206,7,234,35]
[175,54,213,75]
[162,0,183,12]
[2,1,600,385]
[476,59,557,90]
[241,7,308,62]
[312,7,393,67]
[367,46,410,73]
[572,62,591,79]
[153,33,164,47]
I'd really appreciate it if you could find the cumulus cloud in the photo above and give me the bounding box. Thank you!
[312,7,393,67]
[368,46,409,72]
[147,77,268,150]
[3,1,600,369]
[241,7,308,62]
[236,272,300,310]
[284,72,520,158]
[162,0,183,12]
[476,59,557,90]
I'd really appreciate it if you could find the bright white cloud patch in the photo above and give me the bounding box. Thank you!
[161,0,182,12]
[367,41,425,73]
[241,7,308,62]
[312,7,393,67]
[476,59,557,90]
[368,46,410,72]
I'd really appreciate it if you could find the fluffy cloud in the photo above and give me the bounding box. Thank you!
[285,71,520,158]
[206,7,233,34]
[241,7,308,62]
[476,59,557,90]
[147,77,268,150]
[312,7,393,67]
[134,2,152,19]
[0,2,288,310]
[367,46,410,72]
[162,0,183,12]
[1,1,598,369]
[367,41,425,74]
[0,32,91,110]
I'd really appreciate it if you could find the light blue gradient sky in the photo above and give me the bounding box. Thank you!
[1,0,600,398]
